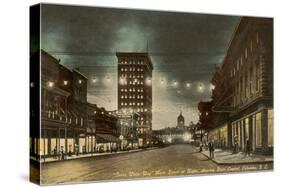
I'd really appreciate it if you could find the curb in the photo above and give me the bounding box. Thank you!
[200,151,273,165]
[35,147,161,164]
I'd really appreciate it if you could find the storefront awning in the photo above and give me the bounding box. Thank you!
[96,134,120,143]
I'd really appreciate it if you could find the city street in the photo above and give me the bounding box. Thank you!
[37,144,272,185]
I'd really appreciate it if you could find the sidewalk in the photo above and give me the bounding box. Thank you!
[32,147,159,163]
[198,147,273,165]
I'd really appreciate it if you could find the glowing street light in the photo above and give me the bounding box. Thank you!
[47,81,54,88]
[63,80,68,86]
[198,83,204,92]
[30,82,35,88]
[78,80,82,84]
[146,77,152,86]
[210,84,215,90]
[92,77,97,84]
[105,75,111,83]
[186,83,191,88]
[173,80,178,87]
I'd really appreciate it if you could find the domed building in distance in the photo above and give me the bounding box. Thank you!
[177,112,185,128]
[152,112,192,144]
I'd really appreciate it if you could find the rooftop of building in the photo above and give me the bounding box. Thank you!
[116,51,154,70]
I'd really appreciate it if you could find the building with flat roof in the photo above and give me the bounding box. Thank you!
[116,52,153,147]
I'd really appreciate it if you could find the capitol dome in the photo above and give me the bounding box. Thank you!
[177,112,185,127]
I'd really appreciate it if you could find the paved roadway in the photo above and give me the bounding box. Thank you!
[38,144,272,185]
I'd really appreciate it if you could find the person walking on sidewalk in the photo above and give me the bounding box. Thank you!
[245,138,251,157]
[208,140,215,159]
[199,141,203,152]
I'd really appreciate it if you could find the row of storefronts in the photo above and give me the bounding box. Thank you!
[30,50,122,160]
[207,108,273,153]
[198,17,273,154]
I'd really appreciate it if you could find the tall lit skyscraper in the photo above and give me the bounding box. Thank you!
[116,52,153,147]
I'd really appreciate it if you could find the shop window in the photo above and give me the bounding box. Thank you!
[51,138,57,155]
[245,118,249,139]
[39,138,48,155]
[68,139,74,153]
[268,109,274,147]
[256,112,262,147]
[60,138,66,153]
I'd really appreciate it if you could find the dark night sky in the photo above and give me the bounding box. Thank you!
[41,4,240,130]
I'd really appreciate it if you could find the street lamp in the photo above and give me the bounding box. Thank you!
[47,81,54,88]
[146,77,152,86]
[92,77,97,84]
[63,80,68,86]
[198,83,204,92]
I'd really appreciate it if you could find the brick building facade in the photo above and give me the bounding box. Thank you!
[200,17,273,154]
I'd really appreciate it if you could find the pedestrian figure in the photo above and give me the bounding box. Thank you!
[233,135,238,154]
[60,146,64,160]
[245,138,251,157]
[53,147,57,159]
[208,140,215,159]
[199,142,203,152]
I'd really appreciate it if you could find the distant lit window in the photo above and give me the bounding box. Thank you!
[268,109,274,147]
[250,40,253,52]
[81,118,83,126]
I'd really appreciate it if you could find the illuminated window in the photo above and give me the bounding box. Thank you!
[268,109,274,147]
[81,118,83,126]
[245,47,248,59]
[250,40,253,52]
[256,112,262,147]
